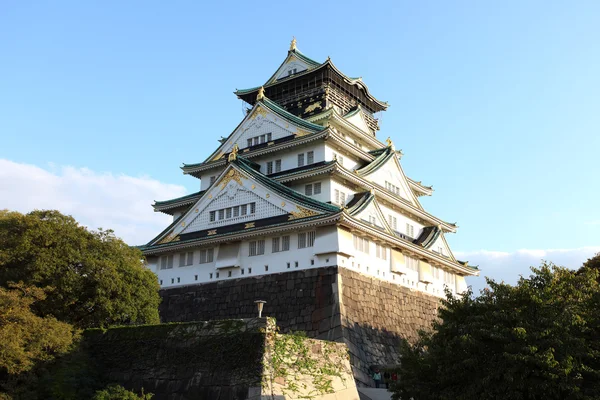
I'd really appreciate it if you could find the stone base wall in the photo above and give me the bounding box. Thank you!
[159,266,440,388]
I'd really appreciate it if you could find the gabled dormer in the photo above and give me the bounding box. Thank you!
[355,143,420,208]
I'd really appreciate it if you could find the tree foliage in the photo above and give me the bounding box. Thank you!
[93,384,153,400]
[391,262,600,400]
[0,210,160,329]
[0,284,76,375]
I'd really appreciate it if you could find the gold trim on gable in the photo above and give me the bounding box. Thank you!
[288,206,319,221]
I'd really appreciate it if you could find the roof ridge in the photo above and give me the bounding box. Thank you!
[356,146,394,176]
[261,97,326,132]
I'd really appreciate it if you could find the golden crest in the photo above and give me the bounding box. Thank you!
[295,128,311,137]
[220,168,244,190]
[266,194,270,198]
[288,206,319,221]
[207,229,217,236]
[250,105,269,120]
[158,232,179,244]
[245,222,255,229]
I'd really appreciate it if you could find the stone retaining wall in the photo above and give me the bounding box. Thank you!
[159,266,441,388]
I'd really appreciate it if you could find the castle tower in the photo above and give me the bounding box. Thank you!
[141,40,479,386]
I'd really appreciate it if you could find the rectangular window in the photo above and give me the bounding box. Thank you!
[313,182,321,194]
[368,216,376,225]
[253,137,259,146]
[334,189,340,204]
[187,251,193,265]
[210,211,216,222]
[218,209,225,220]
[275,159,282,172]
[250,202,256,214]
[249,240,265,256]
[307,231,316,247]
[233,206,239,217]
[210,176,216,185]
[259,135,265,144]
[438,246,444,255]
[199,248,214,264]
[226,208,232,219]
[307,151,314,164]
[340,192,346,205]
[353,235,369,254]
[298,232,306,249]
[241,204,247,216]
[282,235,290,251]
[267,132,272,141]
[376,245,387,260]
[267,161,273,174]
[298,153,305,167]
[305,184,313,196]
[406,223,414,237]
[405,256,418,271]
[388,215,398,230]
[179,253,186,267]
[166,255,173,269]
[338,155,344,166]
[272,237,280,253]
[247,138,253,148]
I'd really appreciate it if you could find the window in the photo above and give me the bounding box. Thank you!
[307,151,314,164]
[265,265,269,271]
[259,134,265,144]
[210,203,255,223]
[311,259,314,265]
[171,278,174,284]
[386,181,401,196]
[210,176,216,185]
[248,267,252,274]
[241,268,245,275]
[298,153,305,167]
[368,215,377,225]
[287,262,290,269]
[249,240,265,256]
[195,275,198,281]
[267,161,273,174]
[216,272,219,278]
[282,235,290,251]
[247,138,253,147]
[338,155,344,166]
[438,246,444,256]
[298,231,316,248]
[388,215,397,230]
[179,252,193,267]
[305,184,313,196]
[376,244,387,260]
[177,277,180,283]
[353,235,370,254]
[271,236,290,253]
[199,248,214,264]
[406,223,415,237]
[335,189,339,204]
[210,273,213,279]
[405,255,418,271]
[275,159,282,172]
[267,133,272,141]
[253,137,259,146]
[160,255,174,270]
[313,182,321,194]
[444,271,456,288]
[246,133,271,148]
[340,192,346,205]
[228,271,232,277]
[295,261,298,268]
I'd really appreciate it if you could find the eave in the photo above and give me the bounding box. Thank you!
[235,59,388,113]
[153,190,206,214]
[407,178,433,197]
[141,212,342,255]
[338,213,477,276]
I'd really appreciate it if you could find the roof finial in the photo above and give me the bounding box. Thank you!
[256,86,265,101]
[228,144,239,162]
[290,37,297,51]
[386,137,393,147]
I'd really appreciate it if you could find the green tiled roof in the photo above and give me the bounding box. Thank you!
[262,98,326,132]
[154,190,206,207]
[235,156,339,213]
[356,146,394,176]
[345,191,373,216]
[290,49,322,68]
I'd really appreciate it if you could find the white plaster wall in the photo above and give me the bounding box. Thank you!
[379,204,425,239]
[366,158,413,203]
[329,179,356,207]
[253,142,326,174]
[148,226,463,298]
[324,144,360,171]
[289,178,331,204]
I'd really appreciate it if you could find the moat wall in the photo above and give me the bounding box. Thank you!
[160,266,440,387]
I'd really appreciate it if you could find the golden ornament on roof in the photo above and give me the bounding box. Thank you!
[290,37,297,51]
[256,86,265,101]
[386,137,393,147]
[228,144,239,162]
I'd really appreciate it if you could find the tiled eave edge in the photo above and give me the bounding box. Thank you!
[153,194,204,214]
[141,212,342,256]
[339,213,477,276]
[275,162,457,233]
[407,178,433,196]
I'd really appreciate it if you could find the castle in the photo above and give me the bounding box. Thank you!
[140,39,478,387]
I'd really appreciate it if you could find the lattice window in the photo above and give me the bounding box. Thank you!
[299,231,316,248]
[388,215,398,230]
[353,235,369,254]
[314,182,321,194]
[307,151,314,164]
[160,255,173,270]
[275,159,282,172]
[298,153,305,167]
[405,256,418,271]
[406,223,414,237]
[199,248,214,264]
[376,245,387,260]
[249,240,265,256]
[305,184,313,196]
[267,161,273,174]
[178,252,193,267]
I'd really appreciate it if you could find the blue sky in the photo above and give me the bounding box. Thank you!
[1,1,598,289]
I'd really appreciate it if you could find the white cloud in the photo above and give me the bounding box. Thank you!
[456,247,600,293]
[0,159,187,245]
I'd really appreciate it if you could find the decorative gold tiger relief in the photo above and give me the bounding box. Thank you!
[304,101,322,114]
[288,206,320,220]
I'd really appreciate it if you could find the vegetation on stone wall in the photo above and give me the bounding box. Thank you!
[391,257,600,400]
[262,319,351,399]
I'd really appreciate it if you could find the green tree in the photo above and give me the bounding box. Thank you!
[0,284,76,375]
[93,384,153,400]
[0,210,160,329]
[391,263,600,400]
